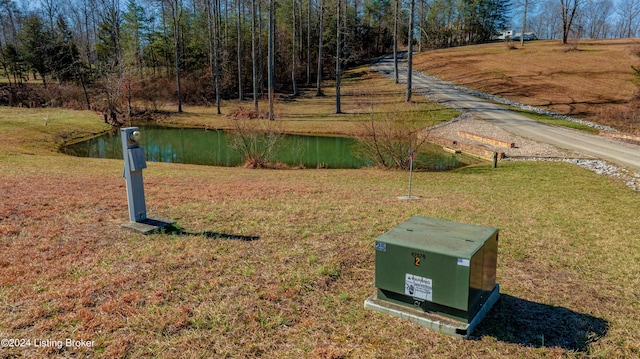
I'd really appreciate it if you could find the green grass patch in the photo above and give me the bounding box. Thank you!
[508,106,600,133]
[0,106,111,156]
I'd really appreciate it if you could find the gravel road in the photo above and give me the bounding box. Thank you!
[371,55,640,190]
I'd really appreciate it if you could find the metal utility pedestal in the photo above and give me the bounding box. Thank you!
[120,127,174,234]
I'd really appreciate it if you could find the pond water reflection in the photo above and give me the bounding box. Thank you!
[63,125,475,170]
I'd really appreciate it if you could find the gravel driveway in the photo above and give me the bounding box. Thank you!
[371,55,640,190]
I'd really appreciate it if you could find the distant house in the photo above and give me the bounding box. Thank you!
[494,30,538,41]
[511,32,538,41]
[495,30,513,40]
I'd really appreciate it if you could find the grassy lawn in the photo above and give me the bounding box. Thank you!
[155,68,460,137]
[413,39,640,132]
[505,107,600,133]
[0,107,112,156]
[1,66,639,358]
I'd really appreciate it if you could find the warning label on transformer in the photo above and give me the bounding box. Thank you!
[405,273,433,301]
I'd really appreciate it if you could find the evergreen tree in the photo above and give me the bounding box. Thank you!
[19,15,53,85]
[122,0,151,74]
[50,17,80,83]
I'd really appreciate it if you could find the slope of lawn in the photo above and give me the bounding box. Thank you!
[0,64,639,358]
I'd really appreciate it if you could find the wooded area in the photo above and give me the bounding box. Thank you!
[0,0,637,117]
[0,0,509,116]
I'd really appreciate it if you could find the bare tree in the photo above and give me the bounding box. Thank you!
[0,0,20,85]
[418,0,424,52]
[335,0,341,113]
[251,0,258,110]
[616,0,640,38]
[527,0,561,39]
[355,101,433,170]
[582,0,613,39]
[228,117,283,168]
[40,0,59,30]
[306,0,312,85]
[258,0,264,96]
[521,0,528,46]
[560,0,580,44]
[166,0,183,112]
[316,0,324,96]
[268,0,275,120]
[406,0,414,102]
[393,0,398,84]
[237,0,243,100]
[0,0,20,47]
[205,0,221,113]
[291,0,298,96]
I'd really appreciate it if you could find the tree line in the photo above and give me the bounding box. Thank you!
[0,0,513,117]
[514,0,640,41]
[1,0,637,115]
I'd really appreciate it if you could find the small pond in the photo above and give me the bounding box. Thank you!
[63,125,476,170]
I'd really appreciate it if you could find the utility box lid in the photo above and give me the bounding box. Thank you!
[374,216,498,324]
[377,216,497,258]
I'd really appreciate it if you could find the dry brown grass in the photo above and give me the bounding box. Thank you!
[1,153,639,358]
[413,39,640,133]
[149,69,460,137]
[1,56,640,358]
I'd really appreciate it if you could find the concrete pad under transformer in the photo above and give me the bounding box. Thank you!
[364,284,500,339]
[121,215,176,235]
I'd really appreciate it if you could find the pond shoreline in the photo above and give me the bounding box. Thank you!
[62,123,479,171]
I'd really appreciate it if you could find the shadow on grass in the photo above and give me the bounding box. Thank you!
[163,225,260,241]
[471,294,608,352]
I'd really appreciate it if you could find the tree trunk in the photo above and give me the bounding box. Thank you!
[127,79,132,118]
[419,0,424,52]
[307,0,312,85]
[170,0,183,112]
[406,0,414,102]
[237,0,244,100]
[259,0,265,97]
[335,0,341,113]
[224,0,229,52]
[206,0,217,110]
[268,0,275,120]
[560,0,580,44]
[393,0,398,84]
[160,1,171,76]
[521,0,528,47]
[65,22,90,109]
[316,0,324,96]
[292,0,299,96]
[215,0,222,113]
[298,0,303,81]
[251,0,259,110]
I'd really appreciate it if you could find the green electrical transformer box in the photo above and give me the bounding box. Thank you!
[374,216,498,325]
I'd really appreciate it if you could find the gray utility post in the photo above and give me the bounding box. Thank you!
[121,127,148,222]
[120,127,174,234]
